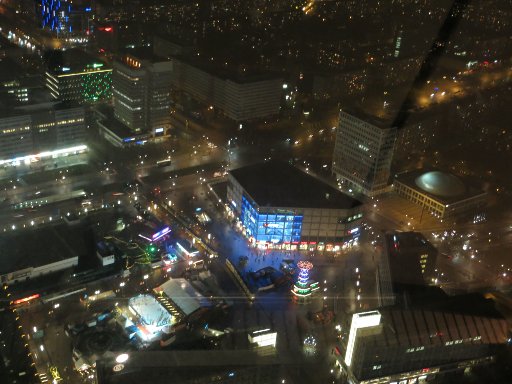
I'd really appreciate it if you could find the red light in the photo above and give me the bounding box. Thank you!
[13,293,40,305]
[104,27,113,32]
[422,368,430,373]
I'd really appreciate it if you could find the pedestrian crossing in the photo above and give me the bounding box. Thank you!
[38,372,49,383]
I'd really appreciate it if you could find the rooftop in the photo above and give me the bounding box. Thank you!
[395,169,486,204]
[229,161,362,210]
[154,278,211,317]
[98,112,151,141]
[384,231,437,286]
[340,107,395,129]
[0,222,88,275]
[364,306,507,350]
[48,49,111,76]
[96,350,286,384]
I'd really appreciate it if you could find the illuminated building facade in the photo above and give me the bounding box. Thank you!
[227,161,363,251]
[138,226,171,243]
[338,308,508,384]
[0,102,86,166]
[113,54,173,134]
[45,50,112,104]
[332,109,397,197]
[38,0,94,35]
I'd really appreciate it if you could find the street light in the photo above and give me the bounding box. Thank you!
[116,353,129,363]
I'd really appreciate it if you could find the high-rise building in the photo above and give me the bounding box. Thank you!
[38,0,94,35]
[112,54,172,134]
[332,109,397,197]
[45,50,112,104]
[376,231,438,307]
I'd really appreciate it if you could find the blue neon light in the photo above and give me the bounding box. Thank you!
[152,227,170,241]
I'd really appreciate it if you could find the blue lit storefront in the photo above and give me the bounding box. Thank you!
[241,195,303,244]
[237,194,360,252]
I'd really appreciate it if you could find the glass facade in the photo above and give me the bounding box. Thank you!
[241,195,302,243]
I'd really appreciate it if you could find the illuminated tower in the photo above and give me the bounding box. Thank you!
[292,261,319,303]
[39,0,93,35]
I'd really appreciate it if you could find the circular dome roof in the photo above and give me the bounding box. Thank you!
[414,171,466,197]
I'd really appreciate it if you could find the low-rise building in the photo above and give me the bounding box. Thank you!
[393,170,487,219]
[227,161,363,252]
[0,223,84,285]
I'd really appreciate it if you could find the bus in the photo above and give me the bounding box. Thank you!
[156,158,172,167]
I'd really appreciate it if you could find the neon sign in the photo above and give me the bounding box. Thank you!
[13,293,40,305]
[152,227,170,241]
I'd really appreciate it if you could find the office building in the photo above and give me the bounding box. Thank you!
[339,307,508,384]
[0,58,41,105]
[169,57,283,121]
[0,101,86,166]
[394,169,487,219]
[45,49,112,104]
[332,109,397,197]
[112,53,172,134]
[152,37,283,122]
[227,161,363,251]
[95,104,150,147]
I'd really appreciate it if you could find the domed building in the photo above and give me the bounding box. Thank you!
[394,169,487,219]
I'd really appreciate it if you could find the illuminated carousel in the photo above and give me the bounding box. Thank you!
[291,261,319,303]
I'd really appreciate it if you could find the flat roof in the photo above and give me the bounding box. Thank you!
[48,48,111,75]
[155,278,211,316]
[128,294,171,326]
[341,107,394,129]
[99,115,150,140]
[96,350,287,384]
[0,223,87,275]
[229,161,362,210]
[395,169,486,204]
[364,306,507,350]
[385,231,437,286]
